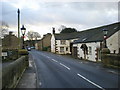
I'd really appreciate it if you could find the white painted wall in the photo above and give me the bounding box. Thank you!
[107,30,120,54]
[51,34,55,53]
[56,40,71,54]
[51,36,78,54]
[76,30,120,62]
[77,42,101,62]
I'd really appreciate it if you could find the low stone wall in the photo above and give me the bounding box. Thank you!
[101,54,120,68]
[2,56,29,89]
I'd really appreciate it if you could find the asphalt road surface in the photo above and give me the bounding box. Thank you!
[30,50,119,89]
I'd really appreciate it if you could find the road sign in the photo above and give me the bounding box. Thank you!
[2,52,7,56]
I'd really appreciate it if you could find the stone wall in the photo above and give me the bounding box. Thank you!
[101,54,120,68]
[2,56,29,89]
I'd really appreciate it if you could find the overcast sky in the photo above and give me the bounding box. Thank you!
[1,0,119,37]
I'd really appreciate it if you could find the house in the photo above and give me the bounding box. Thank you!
[72,22,120,62]
[2,32,21,49]
[51,28,81,54]
[36,33,52,51]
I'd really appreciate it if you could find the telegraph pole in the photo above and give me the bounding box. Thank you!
[17,9,20,49]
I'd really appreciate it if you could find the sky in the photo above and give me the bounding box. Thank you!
[1,0,119,38]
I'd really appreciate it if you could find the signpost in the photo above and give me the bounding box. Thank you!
[2,52,7,59]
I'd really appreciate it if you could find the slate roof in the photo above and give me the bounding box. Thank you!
[54,22,120,43]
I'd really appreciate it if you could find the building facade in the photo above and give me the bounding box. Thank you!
[2,32,20,49]
[72,22,120,62]
[51,31,79,54]
[36,33,52,51]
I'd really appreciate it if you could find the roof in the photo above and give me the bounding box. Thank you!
[73,22,120,44]
[54,22,120,43]
[54,32,81,40]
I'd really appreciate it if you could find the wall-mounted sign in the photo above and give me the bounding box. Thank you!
[2,52,7,56]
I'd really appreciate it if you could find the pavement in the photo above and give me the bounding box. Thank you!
[16,54,37,88]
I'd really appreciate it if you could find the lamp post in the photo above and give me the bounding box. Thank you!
[102,29,108,48]
[21,25,26,49]
[17,8,20,49]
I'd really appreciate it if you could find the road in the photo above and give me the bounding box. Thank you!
[30,50,119,89]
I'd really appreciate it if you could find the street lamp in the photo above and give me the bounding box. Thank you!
[102,28,108,48]
[21,25,26,49]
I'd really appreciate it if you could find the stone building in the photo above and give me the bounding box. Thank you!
[2,32,21,49]
[35,33,52,51]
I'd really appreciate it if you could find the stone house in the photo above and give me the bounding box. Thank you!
[2,32,21,49]
[36,33,52,51]
[72,22,120,62]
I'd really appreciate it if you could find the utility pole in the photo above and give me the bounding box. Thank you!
[17,9,20,49]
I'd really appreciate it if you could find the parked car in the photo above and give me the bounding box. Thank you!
[31,47,35,49]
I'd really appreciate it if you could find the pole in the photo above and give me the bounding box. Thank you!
[23,34,24,49]
[17,9,20,49]
[104,35,107,48]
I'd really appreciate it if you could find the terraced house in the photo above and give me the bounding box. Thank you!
[51,22,120,62]
[36,33,52,51]
[51,28,81,54]
[72,22,120,62]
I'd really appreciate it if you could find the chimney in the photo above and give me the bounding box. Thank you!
[9,31,13,35]
[52,27,55,34]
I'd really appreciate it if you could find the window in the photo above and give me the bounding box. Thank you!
[88,46,92,55]
[60,47,64,52]
[61,40,66,45]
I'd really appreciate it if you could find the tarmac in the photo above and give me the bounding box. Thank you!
[16,54,37,88]
[16,53,119,88]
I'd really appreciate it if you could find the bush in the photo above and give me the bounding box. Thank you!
[18,49,29,55]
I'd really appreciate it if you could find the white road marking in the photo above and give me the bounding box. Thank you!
[29,61,33,67]
[79,62,83,63]
[47,56,50,58]
[39,82,42,86]
[77,73,105,90]
[107,70,118,74]
[60,63,70,70]
[51,59,58,62]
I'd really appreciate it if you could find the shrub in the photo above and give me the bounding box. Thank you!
[18,49,29,55]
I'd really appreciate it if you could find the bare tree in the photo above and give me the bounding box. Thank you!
[26,31,34,40]
[58,25,66,32]
[26,31,41,47]
[26,31,41,40]
[0,21,9,38]
[33,32,41,40]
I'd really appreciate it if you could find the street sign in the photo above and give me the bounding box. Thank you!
[2,52,7,56]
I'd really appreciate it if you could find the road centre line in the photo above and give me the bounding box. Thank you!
[39,82,42,86]
[60,63,70,70]
[77,73,105,90]
[47,56,50,58]
[51,59,58,62]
